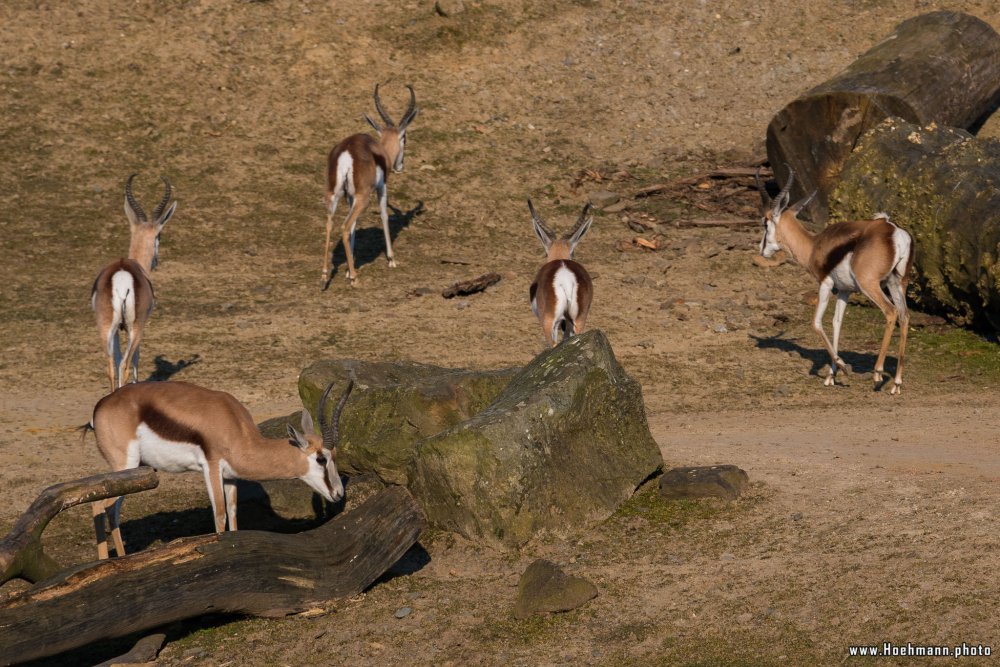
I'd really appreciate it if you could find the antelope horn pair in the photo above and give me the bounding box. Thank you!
[755,165,816,217]
[373,83,418,130]
[125,174,173,222]
[316,379,355,450]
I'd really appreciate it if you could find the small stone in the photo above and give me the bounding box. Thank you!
[603,200,629,213]
[791,512,803,521]
[456,300,470,310]
[713,324,728,334]
[588,190,620,209]
[659,465,749,501]
[513,559,598,620]
[394,606,412,619]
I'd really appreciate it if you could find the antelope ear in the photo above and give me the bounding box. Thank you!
[300,408,315,436]
[527,199,553,253]
[156,201,177,229]
[286,424,309,450]
[363,113,381,133]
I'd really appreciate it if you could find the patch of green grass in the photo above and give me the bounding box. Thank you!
[610,481,733,533]
[475,606,584,645]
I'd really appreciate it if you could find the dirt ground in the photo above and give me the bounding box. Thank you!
[3,0,1000,664]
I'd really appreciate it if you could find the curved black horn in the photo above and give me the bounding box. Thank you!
[124,174,147,223]
[152,176,172,220]
[755,166,772,210]
[318,380,355,450]
[373,83,395,126]
[527,199,556,239]
[399,84,418,129]
[773,165,795,215]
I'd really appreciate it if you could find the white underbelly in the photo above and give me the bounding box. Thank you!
[130,423,207,473]
[828,254,859,292]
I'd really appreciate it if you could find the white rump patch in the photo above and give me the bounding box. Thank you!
[873,211,890,221]
[336,152,355,198]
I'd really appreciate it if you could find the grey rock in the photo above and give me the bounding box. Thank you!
[410,330,663,546]
[394,606,412,619]
[588,190,620,208]
[513,559,597,619]
[658,464,750,501]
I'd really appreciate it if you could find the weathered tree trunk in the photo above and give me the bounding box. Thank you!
[767,11,1000,227]
[0,485,424,665]
[0,467,159,585]
[829,118,1000,331]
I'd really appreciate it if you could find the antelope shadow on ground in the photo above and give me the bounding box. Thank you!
[146,354,202,383]
[324,200,425,290]
[750,332,899,385]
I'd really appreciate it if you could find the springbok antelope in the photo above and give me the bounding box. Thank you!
[323,83,419,286]
[84,379,354,559]
[91,175,176,392]
[757,166,914,394]
[528,200,594,347]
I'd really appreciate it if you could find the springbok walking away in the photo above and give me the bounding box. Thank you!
[91,175,176,392]
[84,379,354,559]
[528,200,594,347]
[757,166,915,394]
[323,83,419,286]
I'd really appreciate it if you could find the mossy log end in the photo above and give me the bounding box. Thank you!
[829,118,1000,330]
[0,467,159,586]
[0,485,425,665]
[767,11,1000,228]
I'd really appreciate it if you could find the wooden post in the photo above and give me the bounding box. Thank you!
[0,485,425,665]
[766,11,1000,227]
[0,467,159,585]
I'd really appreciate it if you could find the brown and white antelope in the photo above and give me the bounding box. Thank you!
[91,175,176,392]
[323,83,419,286]
[84,379,353,559]
[528,200,594,347]
[758,166,915,394]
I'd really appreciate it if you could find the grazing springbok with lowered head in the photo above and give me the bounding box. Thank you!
[84,379,354,559]
[758,166,915,394]
[529,200,594,347]
[91,174,176,392]
[323,83,419,286]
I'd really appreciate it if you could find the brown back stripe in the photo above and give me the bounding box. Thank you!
[139,404,206,447]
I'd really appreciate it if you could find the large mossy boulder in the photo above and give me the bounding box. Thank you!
[409,330,663,546]
[298,360,518,484]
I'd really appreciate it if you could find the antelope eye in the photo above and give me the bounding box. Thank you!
[316,455,327,466]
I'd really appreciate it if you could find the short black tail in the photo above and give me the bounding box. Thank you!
[78,420,95,444]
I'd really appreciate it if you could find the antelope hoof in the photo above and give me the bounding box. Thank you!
[349,276,359,288]
[836,358,850,374]
[823,375,835,387]
[890,383,902,395]
[388,258,397,268]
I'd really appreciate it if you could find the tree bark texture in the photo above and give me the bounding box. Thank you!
[829,118,1000,330]
[766,11,1000,227]
[0,485,424,665]
[0,467,159,585]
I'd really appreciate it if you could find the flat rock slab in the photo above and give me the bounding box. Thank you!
[659,465,749,501]
[514,559,598,620]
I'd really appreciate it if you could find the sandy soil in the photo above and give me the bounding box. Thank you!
[2,0,1000,664]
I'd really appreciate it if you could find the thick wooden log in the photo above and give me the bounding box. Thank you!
[0,485,425,665]
[829,118,1000,330]
[0,467,159,585]
[441,272,502,298]
[767,11,1000,227]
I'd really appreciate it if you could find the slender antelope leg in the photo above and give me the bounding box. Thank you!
[830,292,850,379]
[341,192,371,285]
[92,501,110,560]
[203,463,227,532]
[323,192,341,282]
[859,279,898,390]
[812,281,839,386]
[224,479,238,531]
[886,274,910,394]
[107,496,125,557]
[378,184,396,267]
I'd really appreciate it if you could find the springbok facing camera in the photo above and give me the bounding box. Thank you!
[757,166,914,394]
[323,83,419,286]
[85,380,354,559]
[528,200,594,347]
[91,175,176,392]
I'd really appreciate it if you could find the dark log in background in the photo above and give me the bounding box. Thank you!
[767,11,1000,228]
[0,485,425,665]
[829,118,1000,331]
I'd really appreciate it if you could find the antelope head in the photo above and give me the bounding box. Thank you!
[528,200,593,262]
[124,174,177,272]
[363,83,419,173]
[756,166,815,258]
[287,380,354,503]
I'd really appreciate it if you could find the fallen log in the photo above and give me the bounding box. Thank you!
[0,485,425,665]
[0,467,159,585]
[441,272,501,298]
[829,118,1000,331]
[766,11,1000,227]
